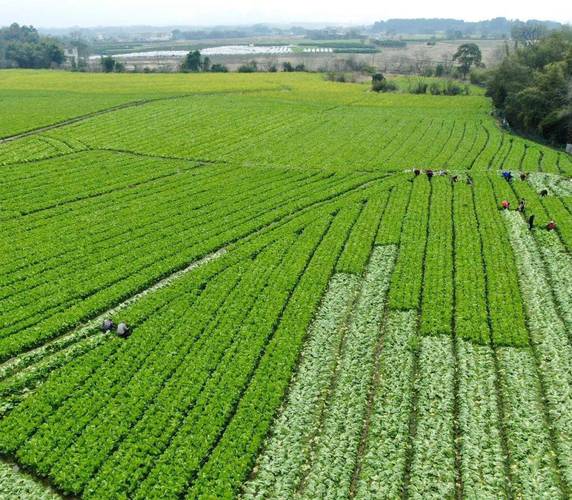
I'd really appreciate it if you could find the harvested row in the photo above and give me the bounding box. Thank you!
[296,246,396,499]
[408,335,456,498]
[456,340,508,497]
[354,310,417,498]
[242,273,362,499]
[504,211,572,492]
[532,229,572,339]
[244,245,397,499]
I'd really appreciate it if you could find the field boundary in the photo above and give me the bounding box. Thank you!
[0,86,286,144]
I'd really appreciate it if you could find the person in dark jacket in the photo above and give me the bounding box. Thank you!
[540,189,549,197]
[426,169,434,179]
[517,199,526,212]
[528,214,535,230]
[117,322,131,338]
[520,172,528,181]
[502,171,513,182]
[413,168,420,176]
[101,318,115,332]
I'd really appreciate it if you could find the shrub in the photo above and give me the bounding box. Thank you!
[238,61,258,73]
[408,79,428,94]
[372,79,398,93]
[429,82,442,95]
[210,64,228,73]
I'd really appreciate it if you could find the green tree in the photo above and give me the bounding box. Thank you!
[0,23,64,68]
[453,43,482,79]
[181,50,202,72]
[101,56,117,73]
[485,28,572,144]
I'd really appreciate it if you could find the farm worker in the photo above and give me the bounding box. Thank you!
[413,168,420,176]
[426,169,434,179]
[466,176,473,185]
[451,175,459,183]
[547,220,557,231]
[439,170,447,176]
[502,171,513,182]
[528,214,535,230]
[501,200,510,210]
[101,318,115,332]
[517,199,526,212]
[117,322,131,338]
[540,189,549,197]
[520,172,528,181]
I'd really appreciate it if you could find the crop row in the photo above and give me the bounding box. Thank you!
[36,92,564,173]
[135,207,359,499]
[0,161,293,287]
[452,182,490,343]
[0,179,388,399]
[420,176,453,335]
[388,176,430,310]
[0,162,378,361]
[0,209,330,493]
[472,175,528,346]
[336,193,387,274]
[375,181,411,245]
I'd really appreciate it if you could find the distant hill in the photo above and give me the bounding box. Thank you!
[370,17,562,37]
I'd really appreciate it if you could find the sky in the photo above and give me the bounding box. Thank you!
[0,0,570,28]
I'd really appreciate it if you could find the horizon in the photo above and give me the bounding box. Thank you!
[1,0,570,29]
[31,18,572,32]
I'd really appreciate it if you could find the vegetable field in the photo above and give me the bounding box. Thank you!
[1,71,571,499]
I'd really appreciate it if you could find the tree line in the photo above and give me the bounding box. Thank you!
[486,27,571,146]
[0,23,64,69]
[370,18,562,39]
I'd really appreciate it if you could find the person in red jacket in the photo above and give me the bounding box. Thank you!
[547,220,557,231]
[501,200,510,210]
